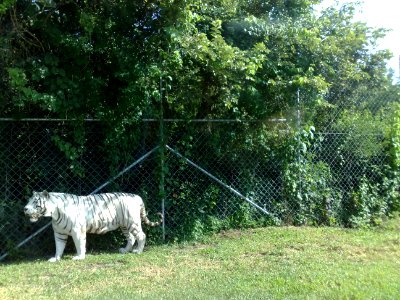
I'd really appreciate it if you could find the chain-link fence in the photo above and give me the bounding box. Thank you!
[0,92,398,261]
[0,120,162,260]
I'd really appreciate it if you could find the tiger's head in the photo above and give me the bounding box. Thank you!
[24,191,50,222]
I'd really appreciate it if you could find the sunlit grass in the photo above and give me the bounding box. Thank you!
[1,218,399,299]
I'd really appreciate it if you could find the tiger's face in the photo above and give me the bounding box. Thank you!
[24,191,49,222]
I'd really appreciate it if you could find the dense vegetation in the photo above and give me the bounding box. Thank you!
[1,0,400,247]
[1,0,397,120]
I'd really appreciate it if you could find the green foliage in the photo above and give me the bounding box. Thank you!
[51,123,87,178]
[0,0,15,15]
[1,0,393,122]
[282,126,341,225]
[348,177,389,228]
[333,109,388,159]
[390,103,400,169]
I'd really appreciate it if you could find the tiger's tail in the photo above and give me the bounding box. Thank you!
[140,204,163,227]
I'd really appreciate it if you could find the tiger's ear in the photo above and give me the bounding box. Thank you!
[42,190,50,198]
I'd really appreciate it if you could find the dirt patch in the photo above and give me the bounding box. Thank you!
[218,229,245,239]
[240,251,269,258]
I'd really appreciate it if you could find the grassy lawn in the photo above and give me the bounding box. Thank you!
[1,218,399,300]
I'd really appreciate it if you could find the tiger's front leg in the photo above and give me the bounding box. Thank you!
[49,231,68,262]
[71,227,87,260]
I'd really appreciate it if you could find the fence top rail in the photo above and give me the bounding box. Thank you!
[0,118,287,123]
[0,118,100,122]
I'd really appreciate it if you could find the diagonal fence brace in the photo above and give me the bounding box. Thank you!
[0,146,160,262]
[166,145,270,216]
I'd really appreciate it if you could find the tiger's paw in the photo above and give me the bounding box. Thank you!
[48,257,60,262]
[72,255,85,260]
[119,248,128,254]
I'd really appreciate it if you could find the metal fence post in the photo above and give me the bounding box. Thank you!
[159,76,166,241]
[297,88,302,201]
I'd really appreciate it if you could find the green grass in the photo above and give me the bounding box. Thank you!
[1,219,400,300]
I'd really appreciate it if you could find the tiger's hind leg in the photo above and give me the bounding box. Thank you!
[119,227,135,254]
[131,230,146,254]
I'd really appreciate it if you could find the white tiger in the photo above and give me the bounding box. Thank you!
[24,191,162,262]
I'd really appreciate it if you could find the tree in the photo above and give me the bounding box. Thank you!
[1,0,396,122]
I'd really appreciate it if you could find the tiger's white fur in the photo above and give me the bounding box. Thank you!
[24,191,162,262]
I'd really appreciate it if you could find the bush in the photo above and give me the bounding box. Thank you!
[282,127,341,225]
[348,177,389,228]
